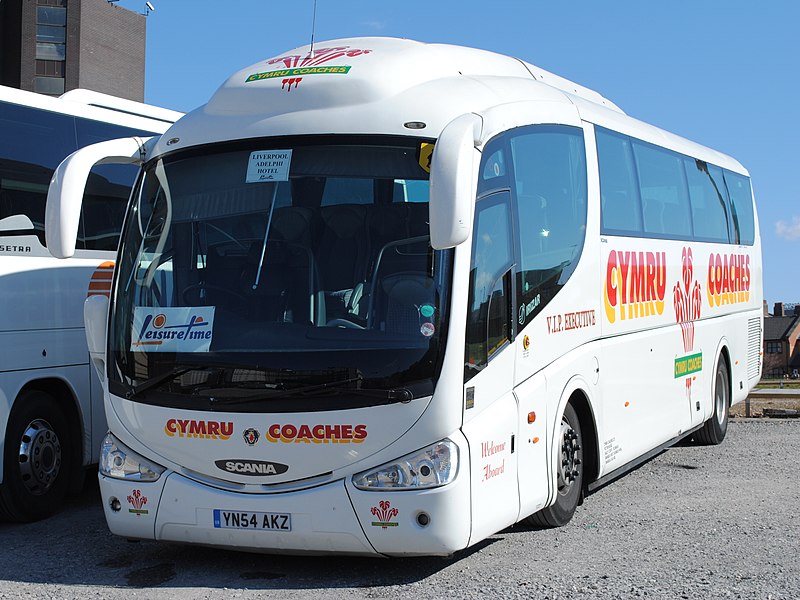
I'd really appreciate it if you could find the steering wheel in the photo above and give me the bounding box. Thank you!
[182,283,247,307]
[326,318,365,329]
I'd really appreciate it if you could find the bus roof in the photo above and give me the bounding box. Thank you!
[155,37,744,173]
[158,38,617,150]
[0,84,182,131]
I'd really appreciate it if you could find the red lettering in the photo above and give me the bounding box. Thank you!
[646,252,656,301]
[354,424,368,440]
[188,420,207,437]
[606,250,618,308]
[268,424,281,440]
[618,251,631,304]
[282,424,297,440]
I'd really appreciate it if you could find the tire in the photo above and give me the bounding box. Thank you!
[695,356,729,446]
[0,391,73,522]
[525,403,583,528]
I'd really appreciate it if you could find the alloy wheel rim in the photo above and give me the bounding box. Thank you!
[18,419,62,495]
[557,419,581,495]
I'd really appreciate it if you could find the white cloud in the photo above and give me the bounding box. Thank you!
[775,216,800,240]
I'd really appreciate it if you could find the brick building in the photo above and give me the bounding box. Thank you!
[0,0,145,101]
[763,302,800,378]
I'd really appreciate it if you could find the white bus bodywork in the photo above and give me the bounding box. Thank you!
[46,38,762,554]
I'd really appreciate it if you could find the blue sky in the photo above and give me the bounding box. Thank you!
[111,0,799,308]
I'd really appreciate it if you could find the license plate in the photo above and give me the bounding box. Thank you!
[213,509,292,532]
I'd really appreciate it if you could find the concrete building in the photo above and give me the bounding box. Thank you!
[0,0,145,101]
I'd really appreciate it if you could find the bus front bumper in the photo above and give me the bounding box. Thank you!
[99,465,471,556]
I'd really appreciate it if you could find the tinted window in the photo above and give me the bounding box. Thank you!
[465,193,514,380]
[36,6,66,25]
[76,118,156,250]
[725,170,755,245]
[0,101,156,248]
[511,125,587,327]
[685,159,729,242]
[597,126,749,246]
[477,140,510,196]
[0,102,76,243]
[632,140,692,238]
[597,128,642,234]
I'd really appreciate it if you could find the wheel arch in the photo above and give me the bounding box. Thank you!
[553,377,600,494]
[18,377,86,474]
[713,338,733,412]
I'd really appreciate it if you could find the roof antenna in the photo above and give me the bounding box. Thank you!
[309,0,317,60]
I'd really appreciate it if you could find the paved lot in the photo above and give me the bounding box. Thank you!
[1,418,798,599]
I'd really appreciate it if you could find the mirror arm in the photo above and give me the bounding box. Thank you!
[45,136,151,259]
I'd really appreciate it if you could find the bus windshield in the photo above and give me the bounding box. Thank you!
[108,136,451,412]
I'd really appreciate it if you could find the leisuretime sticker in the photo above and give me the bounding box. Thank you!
[246,150,292,183]
[132,307,215,352]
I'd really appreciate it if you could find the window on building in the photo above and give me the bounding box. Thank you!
[35,2,66,95]
[766,341,782,354]
[33,76,65,95]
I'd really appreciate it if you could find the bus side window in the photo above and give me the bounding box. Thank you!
[724,170,755,245]
[510,126,588,329]
[0,101,77,245]
[685,159,730,243]
[465,192,514,381]
[632,140,692,240]
[596,127,643,235]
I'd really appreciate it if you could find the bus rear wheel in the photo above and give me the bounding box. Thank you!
[0,391,73,522]
[525,403,583,528]
[695,357,729,445]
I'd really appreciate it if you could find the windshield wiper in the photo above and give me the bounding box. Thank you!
[205,376,413,405]
[125,366,198,399]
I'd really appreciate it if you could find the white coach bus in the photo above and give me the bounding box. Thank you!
[0,85,180,521]
[45,38,762,555]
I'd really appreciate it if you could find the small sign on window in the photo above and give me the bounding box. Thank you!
[246,150,292,183]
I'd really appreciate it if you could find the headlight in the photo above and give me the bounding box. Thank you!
[99,433,165,481]
[352,439,458,490]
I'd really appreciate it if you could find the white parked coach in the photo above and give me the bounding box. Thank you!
[46,37,762,555]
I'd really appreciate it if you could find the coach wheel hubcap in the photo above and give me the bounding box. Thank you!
[557,420,581,495]
[715,367,728,425]
[18,419,62,495]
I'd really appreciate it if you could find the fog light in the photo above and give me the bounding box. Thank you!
[110,497,121,512]
[417,512,430,527]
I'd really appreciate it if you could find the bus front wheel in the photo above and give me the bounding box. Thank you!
[525,403,583,528]
[0,391,73,522]
[695,357,729,445]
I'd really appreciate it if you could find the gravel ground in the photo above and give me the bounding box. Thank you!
[1,418,798,599]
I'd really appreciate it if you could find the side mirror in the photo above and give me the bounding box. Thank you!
[84,293,109,382]
[429,113,482,249]
[45,136,150,259]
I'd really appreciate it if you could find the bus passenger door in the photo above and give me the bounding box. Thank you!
[461,191,520,543]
